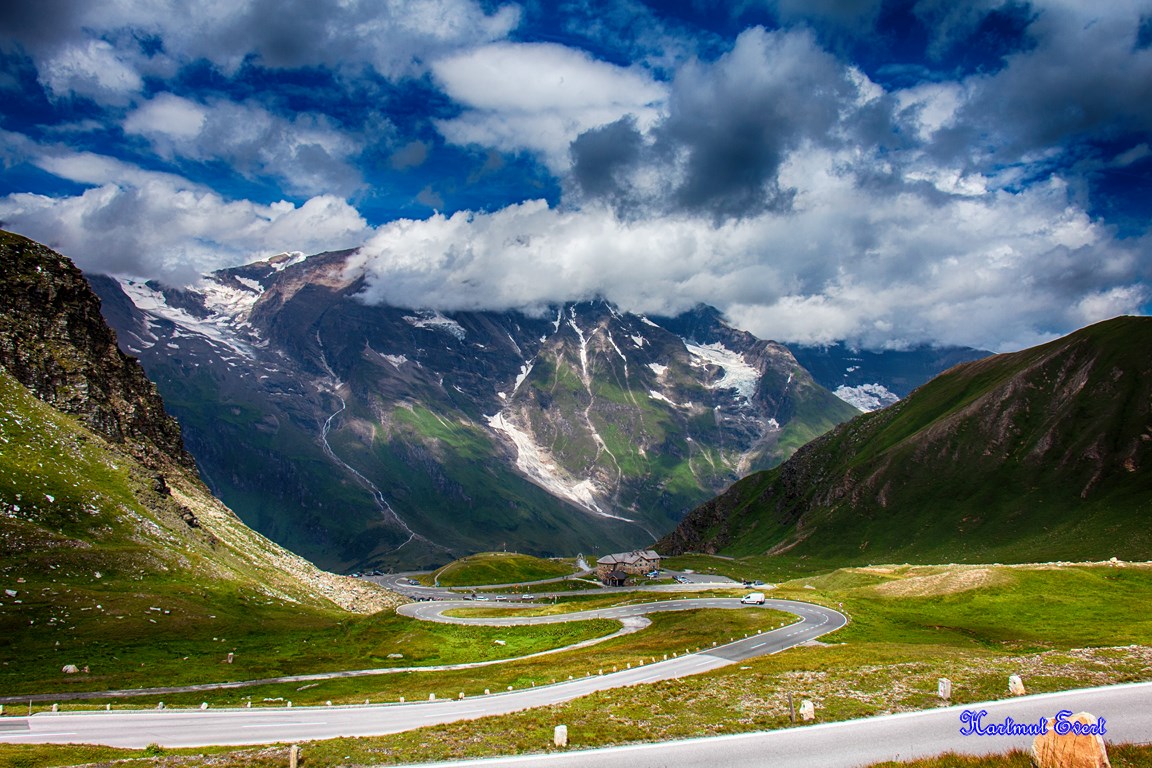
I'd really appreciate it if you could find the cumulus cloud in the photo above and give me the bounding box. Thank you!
[431,41,666,170]
[925,2,1152,162]
[567,27,885,220]
[0,0,521,104]
[0,149,368,284]
[347,147,1148,350]
[124,93,362,196]
[2,0,1149,354]
[36,38,143,104]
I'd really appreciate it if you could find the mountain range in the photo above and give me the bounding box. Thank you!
[85,247,981,572]
[659,316,1152,564]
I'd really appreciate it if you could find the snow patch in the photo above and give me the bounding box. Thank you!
[488,413,639,524]
[487,413,605,515]
[683,341,759,402]
[639,316,660,328]
[403,310,466,340]
[834,383,899,412]
[198,277,263,322]
[268,251,307,272]
[647,363,668,376]
[119,279,255,357]
[382,354,408,368]
[234,276,264,294]
[605,331,626,362]
[648,390,689,408]
[630,334,646,348]
[513,361,534,395]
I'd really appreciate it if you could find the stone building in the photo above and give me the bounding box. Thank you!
[596,549,661,585]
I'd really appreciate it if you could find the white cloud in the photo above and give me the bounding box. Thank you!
[431,42,666,169]
[124,94,362,196]
[6,0,521,104]
[0,150,368,284]
[37,38,143,104]
[122,93,207,139]
[346,146,1148,352]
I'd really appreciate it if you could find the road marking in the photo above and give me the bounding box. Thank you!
[240,722,328,729]
[751,642,767,649]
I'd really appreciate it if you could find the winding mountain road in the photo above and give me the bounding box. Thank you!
[0,598,843,748]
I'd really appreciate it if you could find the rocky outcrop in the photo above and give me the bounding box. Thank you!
[0,230,193,470]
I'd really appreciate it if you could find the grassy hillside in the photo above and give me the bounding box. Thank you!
[427,552,579,587]
[0,367,406,693]
[660,317,1152,564]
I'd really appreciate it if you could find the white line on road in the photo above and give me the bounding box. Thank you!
[240,722,328,729]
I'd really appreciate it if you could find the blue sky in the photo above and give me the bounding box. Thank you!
[1,0,1150,351]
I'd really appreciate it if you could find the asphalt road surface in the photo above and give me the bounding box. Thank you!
[392,682,1152,768]
[371,570,740,601]
[0,599,842,748]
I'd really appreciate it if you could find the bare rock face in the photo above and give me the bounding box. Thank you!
[1030,711,1110,768]
[0,230,193,470]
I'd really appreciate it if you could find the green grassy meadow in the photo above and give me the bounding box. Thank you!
[4,561,1151,767]
[423,552,578,586]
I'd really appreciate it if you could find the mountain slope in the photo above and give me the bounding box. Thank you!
[659,316,1152,563]
[0,230,398,679]
[89,250,860,571]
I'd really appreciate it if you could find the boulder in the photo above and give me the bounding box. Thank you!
[61,664,79,674]
[1031,711,1110,768]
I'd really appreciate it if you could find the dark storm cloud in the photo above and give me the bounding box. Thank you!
[0,0,88,49]
[656,28,848,219]
[568,27,862,220]
[569,116,643,201]
[950,4,1152,161]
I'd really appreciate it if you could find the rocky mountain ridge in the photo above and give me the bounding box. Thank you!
[0,230,192,471]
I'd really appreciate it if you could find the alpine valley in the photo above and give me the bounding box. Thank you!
[87,247,985,572]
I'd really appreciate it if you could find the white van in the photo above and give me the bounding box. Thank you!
[740,592,765,605]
